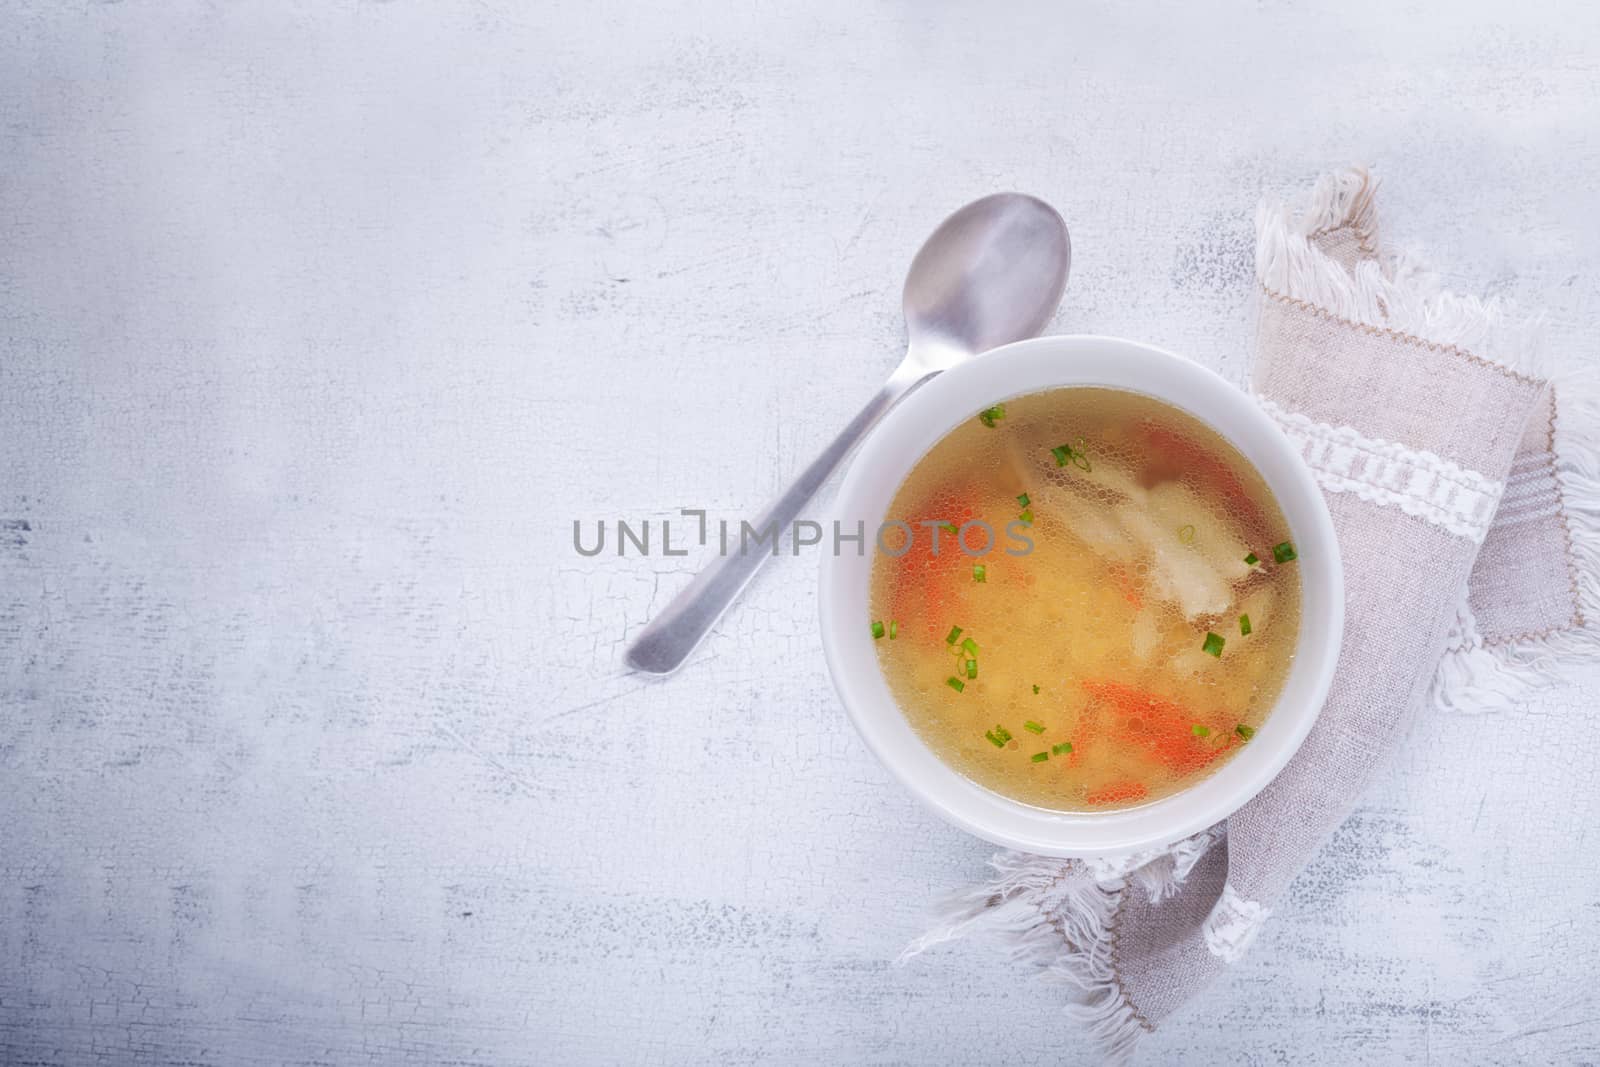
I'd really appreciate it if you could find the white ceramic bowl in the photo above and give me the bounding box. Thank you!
[819,335,1343,857]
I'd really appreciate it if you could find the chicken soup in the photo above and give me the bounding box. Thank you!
[866,387,1302,811]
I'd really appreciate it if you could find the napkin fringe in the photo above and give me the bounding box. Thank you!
[1429,371,1600,711]
[898,838,1224,1064]
[1273,164,1380,248]
[1255,166,1545,379]
[1431,595,1536,714]
[1495,374,1600,647]
[1549,372,1600,648]
[896,852,1147,1063]
[1086,824,1225,903]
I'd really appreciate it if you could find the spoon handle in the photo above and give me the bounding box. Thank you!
[625,359,930,674]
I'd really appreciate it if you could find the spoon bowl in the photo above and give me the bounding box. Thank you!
[903,194,1072,369]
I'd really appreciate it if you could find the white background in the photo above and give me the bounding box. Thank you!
[3,2,1598,1063]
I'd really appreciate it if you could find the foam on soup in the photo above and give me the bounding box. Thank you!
[867,386,1302,811]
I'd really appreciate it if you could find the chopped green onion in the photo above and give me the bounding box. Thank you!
[1051,436,1092,471]
[965,659,977,679]
[978,404,1006,428]
[1052,741,1073,756]
[1235,724,1256,741]
[871,620,885,639]
[1191,723,1210,737]
[1239,614,1252,636]
[888,620,899,639]
[972,564,986,583]
[961,637,979,656]
[1032,684,1041,695]
[1178,524,1196,544]
[940,521,959,536]
[946,676,966,693]
[992,725,1012,744]
[1016,492,1031,508]
[1030,751,1049,763]
[985,729,1007,748]
[1023,720,1045,734]
[946,625,963,645]
[1202,631,1225,657]
[1244,552,1259,566]
[1273,541,1297,563]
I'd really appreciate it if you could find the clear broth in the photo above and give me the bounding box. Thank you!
[868,387,1302,811]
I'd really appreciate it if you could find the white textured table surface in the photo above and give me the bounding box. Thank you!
[3,2,1599,1064]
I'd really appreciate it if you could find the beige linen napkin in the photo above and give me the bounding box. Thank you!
[900,168,1600,1060]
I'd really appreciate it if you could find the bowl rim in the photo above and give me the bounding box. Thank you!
[818,334,1343,857]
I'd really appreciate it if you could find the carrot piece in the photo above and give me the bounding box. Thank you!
[1080,679,1235,774]
[1080,680,1188,724]
[885,490,981,637]
[1085,780,1149,806]
[1142,729,1235,775]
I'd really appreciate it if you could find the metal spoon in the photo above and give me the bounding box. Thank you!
[624,193,1071,674]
